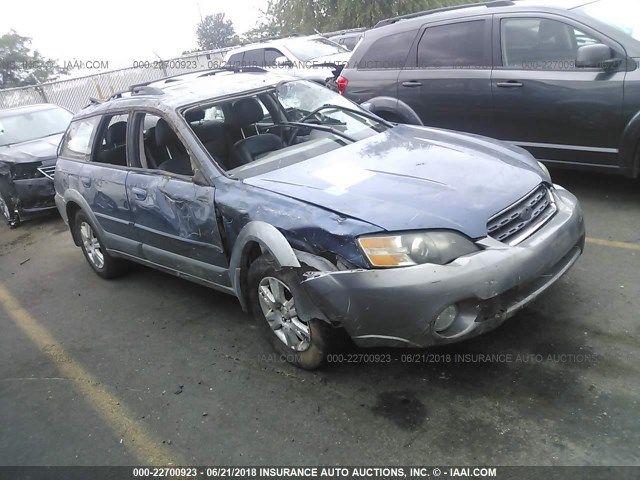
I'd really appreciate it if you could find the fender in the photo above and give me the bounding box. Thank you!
[62,189,106,246]
[361,96,423,125]
[228,221,300,310]
[619,110,640,178]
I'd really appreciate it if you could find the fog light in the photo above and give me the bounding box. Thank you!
[434,305,458,333]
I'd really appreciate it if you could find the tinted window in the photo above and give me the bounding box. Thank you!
[242,49,264,67]
[264,48,283,67]
[417,20,489,68]
[501,18,600,69]
[227,52,243,67]
[357,30,417,70]
[59,116,100,161]
[343,36,359,50]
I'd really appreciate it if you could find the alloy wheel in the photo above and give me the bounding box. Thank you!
[257,276,311,351]
[80,221,104,269]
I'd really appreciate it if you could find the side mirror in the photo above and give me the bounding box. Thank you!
[576,43,613,69]
[274,56,293,68]
[192,168,209,186]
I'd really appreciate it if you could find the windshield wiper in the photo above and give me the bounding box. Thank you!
[283,121,356,143]
[299,103,393,127]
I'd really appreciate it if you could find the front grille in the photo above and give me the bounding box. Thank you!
[37,165,56,180]
[487,184,556,245]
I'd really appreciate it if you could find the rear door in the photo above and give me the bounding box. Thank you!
[396,17,494,135]
[490,13,626,168]
[125,111,229,287]
[76,112,139,256]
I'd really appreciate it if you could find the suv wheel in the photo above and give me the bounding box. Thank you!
[74,210,128,279]
[248,254,335,369]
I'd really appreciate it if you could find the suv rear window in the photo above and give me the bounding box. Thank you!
[417,20,490,68]
[356,30,417,69]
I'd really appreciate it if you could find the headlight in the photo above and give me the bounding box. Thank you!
[357,231,479,268]
[537,161,551,182]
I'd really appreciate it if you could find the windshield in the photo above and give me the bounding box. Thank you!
[0,106,72,147]
[275,80,385,138]
[576,0,640,42]
[182,80,387,177]
[283,37,348,62]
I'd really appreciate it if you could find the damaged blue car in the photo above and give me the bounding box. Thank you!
[55,68,585,369]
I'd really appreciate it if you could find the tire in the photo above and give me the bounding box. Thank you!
[73,210,128,279]
[248,254,335,370]
[0,189,20,228]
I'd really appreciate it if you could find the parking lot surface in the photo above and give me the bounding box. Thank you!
[0,170,639,466]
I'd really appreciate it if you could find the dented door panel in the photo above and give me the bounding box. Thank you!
[126,171,228,285]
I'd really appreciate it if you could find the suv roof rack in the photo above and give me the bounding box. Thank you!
[322,27,367,37]
[373,0,514,28]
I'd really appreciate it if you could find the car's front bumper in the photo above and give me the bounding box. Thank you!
[13,177,57,214]
[300,185,585,348]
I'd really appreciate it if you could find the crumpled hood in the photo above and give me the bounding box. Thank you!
[0,133,63,165]
[245,125,548,239]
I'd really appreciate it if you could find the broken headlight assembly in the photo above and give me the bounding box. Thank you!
[357,231,479,268]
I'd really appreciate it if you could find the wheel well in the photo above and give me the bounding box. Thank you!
[66,202,82,246]
[239,241,263,308]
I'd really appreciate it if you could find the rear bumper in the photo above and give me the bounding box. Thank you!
[300,185,585,348]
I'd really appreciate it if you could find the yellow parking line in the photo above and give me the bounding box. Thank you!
[586,237,640,251]
[0,284,181,465]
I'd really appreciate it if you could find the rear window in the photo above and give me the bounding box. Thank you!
[417,20,490,68]
[356,30,417,70]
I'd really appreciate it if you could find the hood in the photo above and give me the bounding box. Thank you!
[0,133,63,165]
[244,125,547,239]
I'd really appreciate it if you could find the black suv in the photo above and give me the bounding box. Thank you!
[338,0,640,178]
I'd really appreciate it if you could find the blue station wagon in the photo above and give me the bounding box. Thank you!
[55,68,585,369]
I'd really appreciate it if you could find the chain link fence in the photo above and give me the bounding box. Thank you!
[0,48,233,113]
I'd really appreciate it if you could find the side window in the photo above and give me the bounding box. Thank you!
[242,49,264,67]
[137,113,194,177]
[500,18,600,69]
[227,52,243,67]
[417,20,490,68]
[92,114,129,167]
[343,37,358,50]
[357,30,417,69]
[59,116,100,161]
[264,48,283,67]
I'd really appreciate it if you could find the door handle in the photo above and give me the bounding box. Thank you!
[80,176,91,188]
[402,80,422,88]
[131,187,147,200]
[496,81,523,88]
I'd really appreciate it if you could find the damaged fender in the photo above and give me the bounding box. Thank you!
[228,221,330,322]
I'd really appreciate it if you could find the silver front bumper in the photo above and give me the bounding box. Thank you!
[301,185,585,348]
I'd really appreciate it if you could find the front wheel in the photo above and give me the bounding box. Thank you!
[248,255,335,370]
[0,190,20,228]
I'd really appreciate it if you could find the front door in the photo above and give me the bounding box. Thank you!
[491,14,626,168]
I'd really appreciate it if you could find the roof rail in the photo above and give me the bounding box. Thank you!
[322,27,367,37]
[373,0,514,28]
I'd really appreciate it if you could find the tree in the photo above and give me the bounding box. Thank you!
[254,0,484,36]
[0,30,67,89]
[196,13,237,51]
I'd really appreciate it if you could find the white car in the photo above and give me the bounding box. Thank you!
[223,35,351,84]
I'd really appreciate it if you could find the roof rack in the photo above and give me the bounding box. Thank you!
[373,0,514,28]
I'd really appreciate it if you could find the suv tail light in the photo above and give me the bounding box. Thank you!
[336,76,348,95]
